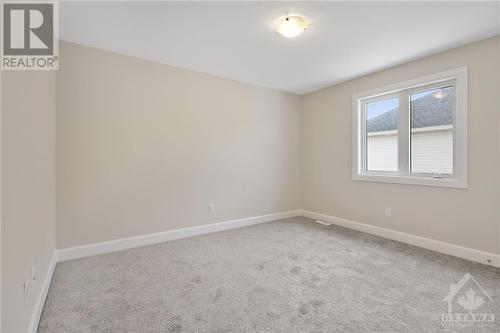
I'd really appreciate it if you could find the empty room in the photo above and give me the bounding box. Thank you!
[1,1,500,332]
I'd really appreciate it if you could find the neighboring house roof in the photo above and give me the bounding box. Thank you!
[367,87,454,132]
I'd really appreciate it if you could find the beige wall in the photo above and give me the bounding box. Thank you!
[57,41,302,248]
[302,36,500,254]
[58,38,499,253]
[1,71,57,332]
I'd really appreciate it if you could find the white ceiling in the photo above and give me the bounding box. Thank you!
[59,1,500,95]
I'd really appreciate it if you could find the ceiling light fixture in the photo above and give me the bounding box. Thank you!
[276,15,308,38]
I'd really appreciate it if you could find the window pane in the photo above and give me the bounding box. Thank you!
[410,86,454,174]
[366,97,398,172]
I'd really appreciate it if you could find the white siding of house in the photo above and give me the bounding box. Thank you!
[367,132,398,171]
[367,128,452,173]
[411,129,453,174]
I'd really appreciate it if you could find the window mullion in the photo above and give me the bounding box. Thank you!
[398,91,410,175]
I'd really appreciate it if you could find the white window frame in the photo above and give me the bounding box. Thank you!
[352,67,468,188]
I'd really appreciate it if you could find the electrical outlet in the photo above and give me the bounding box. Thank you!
[384,207,392,217]
[209,203,215,215]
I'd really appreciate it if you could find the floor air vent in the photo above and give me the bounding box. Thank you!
[314,220,332,226]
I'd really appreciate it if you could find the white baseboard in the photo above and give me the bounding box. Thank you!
[29,252,57,333]
[56,210,302,262]
[56,208,500,268]
[300,209,500,268]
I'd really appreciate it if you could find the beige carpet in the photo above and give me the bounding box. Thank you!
[39,217,500,332]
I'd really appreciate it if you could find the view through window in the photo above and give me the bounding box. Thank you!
[410,86,454,174]
[366,97,399,172]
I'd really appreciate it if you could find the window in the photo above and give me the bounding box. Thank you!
[352,67,467,188]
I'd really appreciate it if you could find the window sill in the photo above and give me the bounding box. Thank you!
[352,173,467,189]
